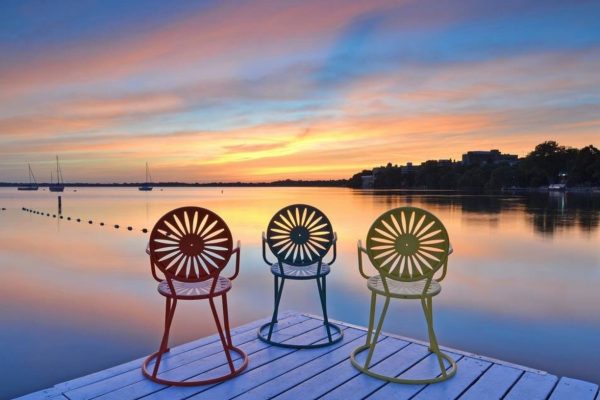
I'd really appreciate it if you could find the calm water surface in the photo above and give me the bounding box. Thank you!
[0,187,599,398]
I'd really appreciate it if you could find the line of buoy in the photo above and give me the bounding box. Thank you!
[21,208,148,234]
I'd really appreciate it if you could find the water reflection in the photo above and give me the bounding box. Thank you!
[361,190,600,235]
[0,188,599,398]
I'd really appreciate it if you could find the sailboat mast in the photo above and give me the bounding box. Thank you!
[56,156,64,184]
[28,164,37,184]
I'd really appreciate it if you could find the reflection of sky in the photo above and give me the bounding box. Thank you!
[1,1,599,182]
[0,188,599,397]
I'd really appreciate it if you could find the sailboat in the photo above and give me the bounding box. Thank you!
[49,156,65,192]
[18,164,39,191]
[138,162,153,191]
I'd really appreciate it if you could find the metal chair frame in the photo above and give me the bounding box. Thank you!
[351,206,457,384]
[258,204,343,349]
[142,207,248,386]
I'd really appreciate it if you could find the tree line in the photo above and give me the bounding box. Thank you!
[348,141,600,190]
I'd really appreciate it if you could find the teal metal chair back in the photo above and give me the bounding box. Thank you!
[259,204,343,348]
[352,206,457,384]
[266,204,334,266]
[366,206,450,282]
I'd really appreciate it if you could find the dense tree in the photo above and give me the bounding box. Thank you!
[348,141,600,190]
[569,145,600,186]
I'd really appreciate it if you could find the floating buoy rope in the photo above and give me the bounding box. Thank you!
[20,207,148,234]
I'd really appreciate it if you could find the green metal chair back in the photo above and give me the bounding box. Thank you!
[366,207,450,282]
[266,204,333,266]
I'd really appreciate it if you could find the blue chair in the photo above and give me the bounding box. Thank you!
[258,204,343,348]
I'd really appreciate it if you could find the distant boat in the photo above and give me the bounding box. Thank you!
[139,162,153,191]
[49,156,65,192]
[18,164,39,191]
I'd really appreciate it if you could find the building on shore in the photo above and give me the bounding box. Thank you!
[461,149,518,166]
[361,174,374,188]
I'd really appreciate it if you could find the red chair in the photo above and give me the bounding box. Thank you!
[142,206,248,386]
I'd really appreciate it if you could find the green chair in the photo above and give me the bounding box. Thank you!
[351,206,457,384]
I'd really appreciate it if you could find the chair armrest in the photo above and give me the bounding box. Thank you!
[262,232,274,266]
[325,232,337,265]
[146,243,163,282]
[357,240,371,279]
[227,240,242,281]
[434,243,453,282]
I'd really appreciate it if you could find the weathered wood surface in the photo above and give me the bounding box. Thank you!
[14,311,599,400]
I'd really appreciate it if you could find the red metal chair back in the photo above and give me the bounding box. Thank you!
[149,206,233,282]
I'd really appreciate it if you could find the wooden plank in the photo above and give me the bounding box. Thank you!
[140,323,346,400]
[311,313,546,375]
[503,371,558,400]
[321,343,430,400]
[14,393,68,400]
[272,336,410,400]
[54,311,302,392]
[367,351,463,400]
[64,315,315,400]
[411,357,490,400]
[235,332,370,400]
[13,387,59,400]
[87,318,323,400]
[549,377,599,400]
[459,364,523,400]
[186,328,365,399]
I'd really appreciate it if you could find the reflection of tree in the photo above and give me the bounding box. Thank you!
[526,193,600,234]
[357,190,600,236]
[420,193,509,214]
[524,193,600,235]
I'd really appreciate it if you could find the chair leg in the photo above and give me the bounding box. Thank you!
[209,297,235,373]
[221,293,233,348]
[273,276,279,323]
[421,297,447,377]
[152,297,177,377]
[365,292,377,347]
[316,276,333,342]
[268,277,285,340]
[364,295,390,369]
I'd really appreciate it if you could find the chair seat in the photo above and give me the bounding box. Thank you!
[270,262,330,279]
[158,276,231,299]
[367,275,441,298]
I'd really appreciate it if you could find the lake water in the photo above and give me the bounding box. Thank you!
[0,187,599,398]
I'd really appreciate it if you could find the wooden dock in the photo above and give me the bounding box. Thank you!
[16,311,599,400]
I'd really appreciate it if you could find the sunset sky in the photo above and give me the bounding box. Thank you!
[1,0,599,182]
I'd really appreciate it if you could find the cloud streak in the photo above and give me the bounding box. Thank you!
[0,0,598,182]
